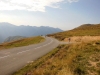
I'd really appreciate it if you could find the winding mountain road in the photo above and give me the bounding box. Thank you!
[0,37,60,75]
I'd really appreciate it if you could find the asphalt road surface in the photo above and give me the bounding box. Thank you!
[0,37,60,75]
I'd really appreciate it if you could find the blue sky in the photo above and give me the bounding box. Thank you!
[0,0,100,30]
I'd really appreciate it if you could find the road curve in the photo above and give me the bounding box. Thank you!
[0,37,59,75]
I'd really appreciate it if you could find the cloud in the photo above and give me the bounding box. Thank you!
[0,0,79,12]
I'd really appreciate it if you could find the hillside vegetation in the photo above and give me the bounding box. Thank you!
[0,36,44,50]
[12,24,100,75]
[48,24,100,41]
[13,40,100,75]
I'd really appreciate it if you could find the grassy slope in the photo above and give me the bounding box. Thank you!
[13,41,100,75]
[47,24,100,40]
[13,47,60,75]
[0,36,44,50]
[12,24,100,75]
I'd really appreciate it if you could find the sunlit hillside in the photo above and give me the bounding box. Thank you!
[13,40,100,75]
[12,24,100,75]
[48,24,100,41]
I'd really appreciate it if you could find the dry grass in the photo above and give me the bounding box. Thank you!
[64,36,100,43]
[13,40,100,75]
[57,67,73,75]
[13,47,61,75]
[70,41,100,75]
[11,24,100,75]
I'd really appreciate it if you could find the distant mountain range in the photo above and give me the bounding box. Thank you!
[0,22,63,43]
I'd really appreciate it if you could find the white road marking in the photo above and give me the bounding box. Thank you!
[35,39,53,49]
[17,50,30,54]
[0,55,10,59]
[34,46,42,49]
[17,39,53,53]
[0,39,54,59]
[46,40,53,45]
[43,44,48,46]
[34,46,43,49]
[0,50,30,59]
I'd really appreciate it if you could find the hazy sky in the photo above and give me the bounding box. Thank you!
[0,0,100,30]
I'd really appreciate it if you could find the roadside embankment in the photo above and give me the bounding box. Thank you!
[13,39,100,75]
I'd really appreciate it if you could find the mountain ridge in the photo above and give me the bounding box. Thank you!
[4,36,26,43]
[0,22,63,43]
